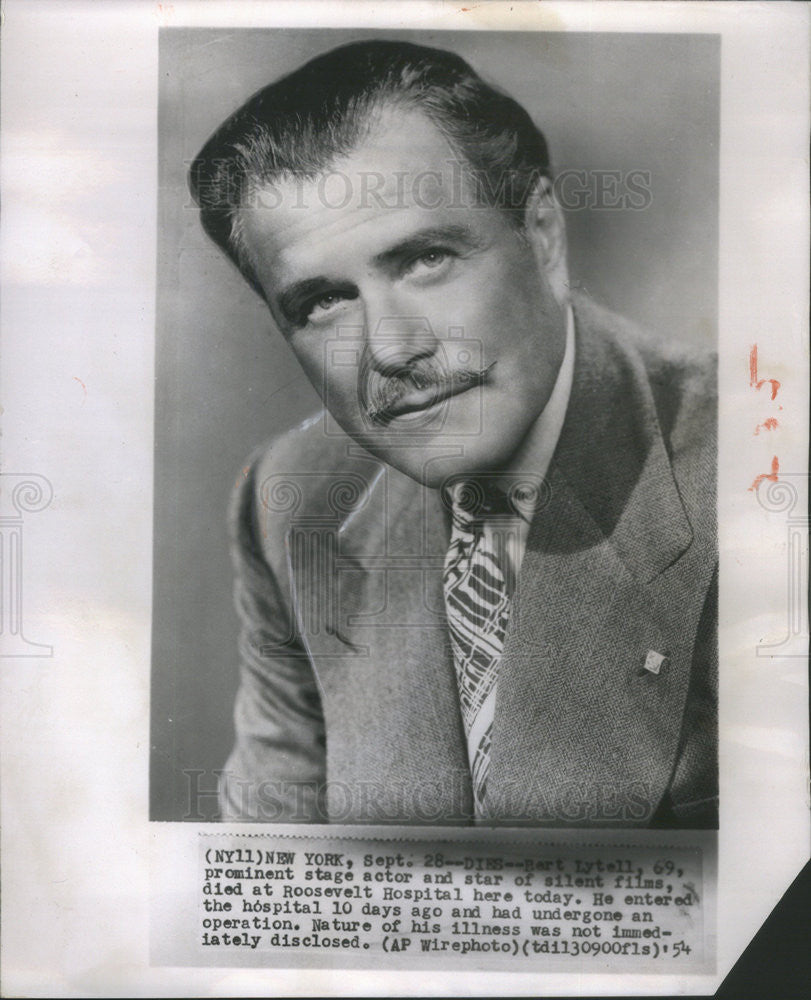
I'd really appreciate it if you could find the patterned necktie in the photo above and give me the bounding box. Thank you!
[443,485,512,818]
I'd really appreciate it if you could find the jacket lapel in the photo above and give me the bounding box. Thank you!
[488,313,697,825]
[288,453,473,822]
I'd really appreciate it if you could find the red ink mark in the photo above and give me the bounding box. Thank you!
[749,455,779,492]
[749,344,781,400]
[754,417,779,435]
[73,376,87,404]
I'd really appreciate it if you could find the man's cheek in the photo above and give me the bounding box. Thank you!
[427,290,482,335]
[321,371,362,423]
[296,352,339,403]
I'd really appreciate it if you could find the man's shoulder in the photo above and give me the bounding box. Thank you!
[566,296,716,583]
[573,294,717,455]
[239,413,382,532]
[252,412,378,478]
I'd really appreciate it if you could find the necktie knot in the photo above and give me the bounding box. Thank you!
[448,479,517,535]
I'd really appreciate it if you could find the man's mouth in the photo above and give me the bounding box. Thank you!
[367,362,496,424]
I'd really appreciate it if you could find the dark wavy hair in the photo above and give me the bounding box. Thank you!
[189,39,551,296]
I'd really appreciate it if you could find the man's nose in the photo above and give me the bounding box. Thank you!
[363,297,439,375]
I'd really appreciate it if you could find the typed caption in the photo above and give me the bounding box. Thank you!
[153,832,714,971]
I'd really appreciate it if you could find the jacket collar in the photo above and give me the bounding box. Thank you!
[545,297,693,582]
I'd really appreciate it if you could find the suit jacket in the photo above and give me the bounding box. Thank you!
[221,296,718,828]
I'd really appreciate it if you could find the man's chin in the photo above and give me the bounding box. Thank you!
[366,440,516,490]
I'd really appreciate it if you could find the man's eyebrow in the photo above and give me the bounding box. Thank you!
[373,224,486,268]
[277,276,343,321]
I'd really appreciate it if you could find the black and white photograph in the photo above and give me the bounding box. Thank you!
[152,28,720,829]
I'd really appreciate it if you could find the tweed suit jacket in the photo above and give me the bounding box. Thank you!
[221,296,718,828]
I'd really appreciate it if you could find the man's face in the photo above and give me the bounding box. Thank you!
[239,108,567,488]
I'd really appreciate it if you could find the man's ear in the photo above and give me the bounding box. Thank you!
[523,176,570,304]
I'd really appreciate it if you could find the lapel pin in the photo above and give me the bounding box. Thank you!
[642,650,667,675]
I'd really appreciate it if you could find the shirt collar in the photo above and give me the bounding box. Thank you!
[496,303,576,523]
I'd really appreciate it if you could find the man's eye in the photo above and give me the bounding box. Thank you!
[303,291,353,323]
[419,250,448,267]
[405,249,452,276]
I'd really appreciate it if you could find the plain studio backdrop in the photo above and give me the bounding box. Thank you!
[151,28,719,820]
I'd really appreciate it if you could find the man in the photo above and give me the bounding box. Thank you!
[189,39,717,828]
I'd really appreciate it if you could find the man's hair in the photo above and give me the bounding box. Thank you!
[189,39,551,296]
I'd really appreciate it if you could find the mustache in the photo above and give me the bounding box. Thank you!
[365,360,496,424]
